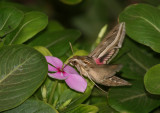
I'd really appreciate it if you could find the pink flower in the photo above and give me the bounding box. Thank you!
[45,56,87,93]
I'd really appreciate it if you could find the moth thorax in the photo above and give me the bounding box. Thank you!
[81,59,90,64]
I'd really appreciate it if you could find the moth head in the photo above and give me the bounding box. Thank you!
[68,56,94,67]
[68,56,79,66]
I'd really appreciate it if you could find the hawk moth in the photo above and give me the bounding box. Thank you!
[68,22,130,86]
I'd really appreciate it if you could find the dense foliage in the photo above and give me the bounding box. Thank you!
[0,0,160,113]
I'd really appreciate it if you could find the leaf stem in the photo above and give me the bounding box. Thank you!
[48,80,58,104]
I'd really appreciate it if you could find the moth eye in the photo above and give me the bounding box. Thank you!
[72,61,77,65]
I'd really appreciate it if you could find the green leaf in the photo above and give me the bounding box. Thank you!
[119,4,160,53]
[0,2,31,12]
[41,77,93,112]
[65,104,98,113]
[47,20,64,32]
[89,87,118,113]
[0,7,24,37]
[60,0,83,5]
[28,30,81,57]
[3,98,58,113]
[58,79,93,112]
[4,11,48,45]
[34,46,53,56]
[94,102,118,113]
[0,45,48,112]
[144,64,160,94]
[108,80,160,113]
[113,37,160,80]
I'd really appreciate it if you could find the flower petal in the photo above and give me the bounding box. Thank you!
[48,64,58,72]
[63,65,79,74]
[45,56,63,68]
[48,72,68,80]
[65,74,87,92]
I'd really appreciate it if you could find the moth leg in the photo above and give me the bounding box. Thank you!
[102,76,131,86]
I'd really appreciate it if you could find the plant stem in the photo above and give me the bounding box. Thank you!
[48,80,58,104]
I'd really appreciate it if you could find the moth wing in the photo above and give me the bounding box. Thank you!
[101,75,131,86]
[89,22,125,64]
[88,64,130,86]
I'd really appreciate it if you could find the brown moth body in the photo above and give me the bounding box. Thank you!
[68,22,130,86]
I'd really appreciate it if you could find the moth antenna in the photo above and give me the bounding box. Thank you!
[69,42,74,55]
[87,74,108,94]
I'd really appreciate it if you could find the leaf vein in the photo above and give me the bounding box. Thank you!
[128,14,160,33]
[127,53,148,71]
[0,13,12,30]
[120,93,146,102]
[0,54,37,83]
[45,37,65,48]
[9,16,42,44]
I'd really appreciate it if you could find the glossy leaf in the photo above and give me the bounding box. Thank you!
[3,98,58,113]
[0,45,48,112]
[47,20,64,32]
[119,4,160,53]
[0,7,24,37]
[58,79,93,112]
[41,75,93,112]
[94,102,118,113]
[144,64,160,94]
[65,104,98,113]
[90,88,118,113]
[34,46,53,56]
[113,37,160,80]
[28,30,81,57]
[4,11,48,44]
[108,80,160,113]
[90,88,107,102]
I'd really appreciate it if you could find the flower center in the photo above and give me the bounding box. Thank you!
[57,68,64,73]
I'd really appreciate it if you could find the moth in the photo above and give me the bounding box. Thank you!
[68,22,130,86]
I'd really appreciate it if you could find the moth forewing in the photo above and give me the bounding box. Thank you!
[89,22,126,64]
[87,63,130,86]
[106,23,125,63]
[98,23,125,57]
